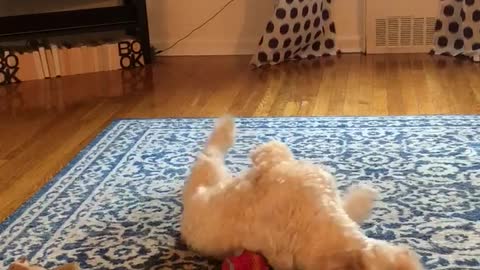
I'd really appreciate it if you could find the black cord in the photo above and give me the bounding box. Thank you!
[155,0,236,55]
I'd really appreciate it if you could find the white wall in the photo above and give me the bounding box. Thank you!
[333,0,364,53]
[0,0,363,55]
[147,0,364,55]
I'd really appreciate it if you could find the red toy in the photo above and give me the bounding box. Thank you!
[222,250,270,270]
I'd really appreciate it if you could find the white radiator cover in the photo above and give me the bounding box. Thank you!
[365,0,440,54]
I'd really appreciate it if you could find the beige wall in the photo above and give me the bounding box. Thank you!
[148,0,364,55]
[334,0,365,52]
[0,0,363,55]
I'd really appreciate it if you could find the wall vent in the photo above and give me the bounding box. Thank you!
[374,16,435,48]
[366,0,439,53]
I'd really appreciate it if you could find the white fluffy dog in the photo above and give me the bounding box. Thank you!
[181,116,423,270]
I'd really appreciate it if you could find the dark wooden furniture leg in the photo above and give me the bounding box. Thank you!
[126,0,152,64]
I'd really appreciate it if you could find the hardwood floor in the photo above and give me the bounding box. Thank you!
[0,54,479,221]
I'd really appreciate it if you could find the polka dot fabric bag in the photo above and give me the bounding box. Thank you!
[434,0,480,59]
[251,0,337,67]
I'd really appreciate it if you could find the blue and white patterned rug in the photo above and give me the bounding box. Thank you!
[1,116,479,270]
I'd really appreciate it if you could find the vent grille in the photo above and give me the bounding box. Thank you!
[375,19,386,46]
[425,17,436,45]
[413,18,425,46]
[387,17,399,46]
[400,17,412,46]
[375,16,436,48]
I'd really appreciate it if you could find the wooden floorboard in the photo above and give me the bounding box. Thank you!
[0,54,479,221]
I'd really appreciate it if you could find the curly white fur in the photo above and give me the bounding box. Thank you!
[181,116,424,270]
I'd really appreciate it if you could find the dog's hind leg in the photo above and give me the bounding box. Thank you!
[342,184,378,224]
[250,141,294,172]
[203,115,236,158]
[186,116,236,188]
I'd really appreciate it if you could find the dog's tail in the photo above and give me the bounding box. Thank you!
[342,184,378,224]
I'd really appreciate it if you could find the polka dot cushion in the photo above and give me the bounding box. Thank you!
[251,0,336,67]
[434,0,480,57]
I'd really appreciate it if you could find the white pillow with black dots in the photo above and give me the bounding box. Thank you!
[251,0,336,67]
[434,0,480,58]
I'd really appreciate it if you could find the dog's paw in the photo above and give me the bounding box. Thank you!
[250,140,293,169]
[207,115,236,153]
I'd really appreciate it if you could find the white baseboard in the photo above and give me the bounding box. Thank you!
[152,35,363,56]
[336,35,364,53]
[152,39,259,56]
